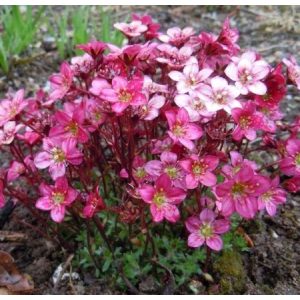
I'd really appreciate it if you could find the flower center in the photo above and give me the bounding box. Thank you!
[192,98,204,111]
[153,189,166,207]
[52,192,65,204]
[200,223,213,237]
[192,161,206,175]
[134,167,147,179]
[52,147,66,163]
[164,166,178,179]
[67,121,79,136]
[239,116,251,129]
[295,153,300,166]
[261,191,273,202]
[118,90,133,103]
[214,91,228,104]
[240,70,253,84]
[232,182,246,197]
[172,123,185,137]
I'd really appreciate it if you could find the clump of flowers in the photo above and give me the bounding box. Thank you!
[0,14,299,271]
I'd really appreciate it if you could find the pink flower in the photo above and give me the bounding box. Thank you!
[7,161,25,182]
[143,76,168,94]
[16,127,41,145]
[165,108,203,150]
[283,176,300,193]
[222,151,258,178]
[83,186,105,218]
[0,121,24,145]
[185,209,230,251]
[257,176,286,216]
[279,139,300,176]
[132,14,160,40]
[49,106,89,143]
[36,176,78,223]
[139,95,165,121]
[174,91,213,121]
[169,62,213,94]
[71,53,94,74]
[77,41,107,58]
[89,78,111,96]
[34,137,83,180]
[138,174,186,223]
[231,101,263,141]
[283,56,300,90]
[145,151,186,189]
[215,166,269,219]
[179,154,219,189]
[114,21,148,37]
[0,180,5,208]
[159,27,195,47]
[151,137,174,154]
[49,62,73,102]
[225,51,269,95]
[0,90,27,126]
[199,76,241,113]
[85,99,107,131]
[132,156,151,183]
[101,77,146,114]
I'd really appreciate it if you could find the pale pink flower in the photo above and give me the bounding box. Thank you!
[159,27,195,47]
[36,176,78,223]
[139,95,165,121]
[101,76,146,114]
[199,76,241,113]
[185,209,230,251]
[169,63,213,94]
[138,174,186,223]
[0,121,24,145]
[0,90,27,126]
[114,21,148,37]
[225,51,270,95]
[179,154,219,189]
[7,161,25,182]
[165,108,203,150]
[283,56,300,90]
[71,53,94,74]
[89,78,111,96]
[34,137,83,180]
[257,176,286,216]
[143,76,168,94]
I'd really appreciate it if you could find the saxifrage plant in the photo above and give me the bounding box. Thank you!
[1,13,300,290]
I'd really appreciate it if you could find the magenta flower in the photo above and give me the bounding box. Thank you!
[283,176,300,193]
[231,101,263,141]
[215,166,269,219]
[169,62,213,94]
[165,108,203,150]
[283,56,300,90]
[114,21,148,38]
[0,89,27,126]
[83,186,105,219]
[257,176,286,216]
[225,51,269,95]
[159,26,195,47]
[77,41,107,59]
[0,121,24,145]
[279,138,300,176]
[0,180,5,208]
[36,176,78,223]
[174,91,213,121]
[49,107,89,143]
[85,99,107,131]
[138,174,186,223]
[145,151,186,189]
[34,137,83,180]
[179,154,219,189]
[101,76,146,114]
[7,161,25,182]
[199,76,241,113]
[49,62,73,102]
[185,209,230,251]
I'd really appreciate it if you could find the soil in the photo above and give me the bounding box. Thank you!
[0,5,300,295]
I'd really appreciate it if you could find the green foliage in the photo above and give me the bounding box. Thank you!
[0,6,44,73]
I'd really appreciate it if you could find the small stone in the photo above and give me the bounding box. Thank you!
[270,229,279,239]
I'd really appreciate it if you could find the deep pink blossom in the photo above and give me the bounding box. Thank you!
[215,166,269,219]
[169,62,213,94]
[36,176,78,223]
[225,51,269,95]
[77,41,107,59]
[34,137,83,180]
[0,180,5,208]
[0,90,27,126]
[83,186,105,218]
[180,154,219,189]
[165,108,203,150]
[101,77,146,114]
[7,161,25,182]
[257,176,286,216]
[49,62,73,102]
[185,209,230,251]
[280,138,300,176]
[138,174,186,223]
[283,176,300,193]
[231,101,263,141]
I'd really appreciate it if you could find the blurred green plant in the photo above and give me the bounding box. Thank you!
[0,6,44,74]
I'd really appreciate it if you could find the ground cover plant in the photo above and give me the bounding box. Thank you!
[1,11,300,294]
